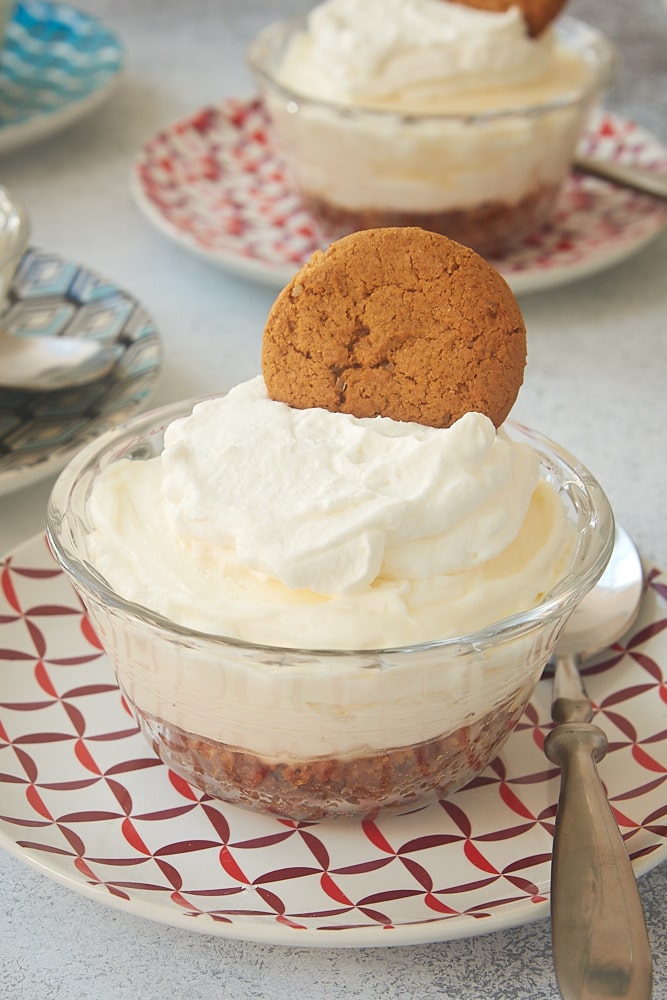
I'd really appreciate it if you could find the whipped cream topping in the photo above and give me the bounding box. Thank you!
[86,377,573,650]
[276,0,576,112]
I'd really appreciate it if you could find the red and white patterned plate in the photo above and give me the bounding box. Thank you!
[1,534,666,947]
[132,102,667,295]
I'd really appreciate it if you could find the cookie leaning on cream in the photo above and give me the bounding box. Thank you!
[447,0,568,37]
[83,228,572,650]
[262,227,526,429]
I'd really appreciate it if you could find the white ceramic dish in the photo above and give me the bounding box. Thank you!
[0,0,123,155]
[0,533,665,947]
[132,103,667,295]
[0,248,161,496]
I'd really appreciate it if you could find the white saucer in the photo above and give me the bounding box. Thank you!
[0,1,124,155]
[0,533,665,947]
[0,248,161,497]
[133,102,667,294]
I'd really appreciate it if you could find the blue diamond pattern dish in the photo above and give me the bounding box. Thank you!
[0,0,123,154]
[0,247,161,496]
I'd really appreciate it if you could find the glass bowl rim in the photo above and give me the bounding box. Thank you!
[246,15,616,126]
[46,395,615,661]
[0,185,30,269]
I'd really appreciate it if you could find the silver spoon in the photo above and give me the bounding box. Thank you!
[0,331,123,392]
[544,525,652,1000]
[0,187,122,393]
[573,155,667,202]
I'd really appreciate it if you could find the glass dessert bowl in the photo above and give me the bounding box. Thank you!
[47,399,614,822]
[247,13,614,257]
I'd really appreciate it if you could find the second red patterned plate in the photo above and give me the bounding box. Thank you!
[1,534,667,947]
[131,102,667,295]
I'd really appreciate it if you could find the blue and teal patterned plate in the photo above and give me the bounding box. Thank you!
[0,0,123,154]
[0,247,161,496]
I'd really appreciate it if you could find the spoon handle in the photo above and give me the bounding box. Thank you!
[544,722,653,999]
[573,155,667,201]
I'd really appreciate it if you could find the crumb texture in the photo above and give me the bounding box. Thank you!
[262,227,526,428]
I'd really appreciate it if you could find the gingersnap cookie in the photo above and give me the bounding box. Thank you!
[447,0,567,36]
[262,228,526,429]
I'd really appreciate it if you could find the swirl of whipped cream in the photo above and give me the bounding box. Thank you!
[158,377,537,595]
[86,377,573,648]
[278,0,554,106]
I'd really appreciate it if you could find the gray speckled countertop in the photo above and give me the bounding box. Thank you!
[1,1,666,997]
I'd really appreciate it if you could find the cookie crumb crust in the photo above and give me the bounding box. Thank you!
[135,692,527,821]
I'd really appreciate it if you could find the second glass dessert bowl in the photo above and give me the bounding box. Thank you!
[47,400,614,822]
[247,16,614,257]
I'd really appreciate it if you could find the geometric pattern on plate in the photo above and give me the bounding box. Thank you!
[0,249,161,495]
[0,1,123,139]
[133,101,667,294]
[0,535,666,948]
